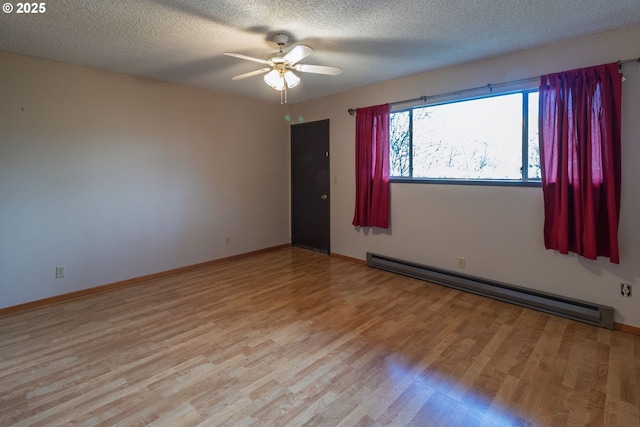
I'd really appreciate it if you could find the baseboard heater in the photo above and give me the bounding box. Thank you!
[366,253,614,329]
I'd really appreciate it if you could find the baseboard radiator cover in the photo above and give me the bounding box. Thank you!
[366,253,614,330]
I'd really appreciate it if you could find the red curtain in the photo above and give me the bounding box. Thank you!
[539,63,622,263]
[352,104,391,228]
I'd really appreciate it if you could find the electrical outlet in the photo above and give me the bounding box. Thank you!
[55,266,65,279]
[620,283,632,297]
[458,257,465,269]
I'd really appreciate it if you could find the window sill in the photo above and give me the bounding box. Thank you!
[390,178,542,187]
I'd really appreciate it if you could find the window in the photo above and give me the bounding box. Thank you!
[390,90,540,185]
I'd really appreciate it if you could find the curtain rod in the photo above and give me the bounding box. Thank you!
[347,56,640,116]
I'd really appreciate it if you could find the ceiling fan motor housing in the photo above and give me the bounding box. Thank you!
[268,52,287,63]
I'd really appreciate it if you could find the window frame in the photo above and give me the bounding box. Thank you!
[389,88,541,187]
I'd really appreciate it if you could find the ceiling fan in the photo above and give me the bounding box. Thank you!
[224,33,342,103]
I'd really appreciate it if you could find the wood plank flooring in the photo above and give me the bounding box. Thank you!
[1,247,639,426]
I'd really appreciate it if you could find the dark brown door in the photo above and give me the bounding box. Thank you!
[291,119,330,253]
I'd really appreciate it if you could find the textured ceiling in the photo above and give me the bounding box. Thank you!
[2,0,640,104]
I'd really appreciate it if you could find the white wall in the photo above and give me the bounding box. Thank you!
[0,51,290,309]
[289,24,640,327]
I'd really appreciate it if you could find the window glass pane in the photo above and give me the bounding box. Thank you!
[390,111,410,177]
[412,94,523,179]
[527,92,541,179]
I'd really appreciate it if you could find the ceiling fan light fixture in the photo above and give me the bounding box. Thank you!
[284,70,300,88]
[264,69,285,90]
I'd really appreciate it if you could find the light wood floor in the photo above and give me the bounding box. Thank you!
[1,247,639,426]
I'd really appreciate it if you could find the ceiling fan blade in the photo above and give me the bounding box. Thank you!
[294,64,343,75]
[232,68,271,80]
[224,52,270,65]
[283,45,312,64]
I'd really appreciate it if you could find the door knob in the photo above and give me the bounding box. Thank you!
[321,194,328,200]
